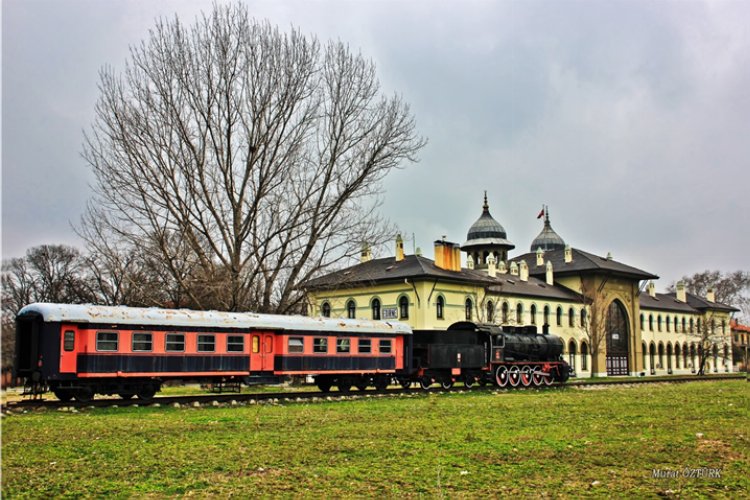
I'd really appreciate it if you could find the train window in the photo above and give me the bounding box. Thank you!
[252,336,260,353]
[132,333,153,352]
[288,337,304,353]
[198,335,215,352]
[379,339,392,354]
[63,330,75,352]
[313,337,328,353]
[96,332,118,352]
[359,339,372,354]
[337,338,351,353]
[166,334,185,352]
[227,336,245,352]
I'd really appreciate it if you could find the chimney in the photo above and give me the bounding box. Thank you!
[564,245,572,263]
[487,254,497,278]
[647,281,656,298]
[360,243,372,263]
[536,247,544,267]
[498,260,507,274]
[415,247,422,257]
[433,239,461,271]
[395,234,405,262]
[519,260,529,282]
[510,261,519,276]
[676,281,686,302]
[546,261,554,285]
[706,288,715,303]
[606,252,613,260]
[466,254,475,270]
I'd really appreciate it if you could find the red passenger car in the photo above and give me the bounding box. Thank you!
[14,303,411,402]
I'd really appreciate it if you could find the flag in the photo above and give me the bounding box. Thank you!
[536,207,545,219]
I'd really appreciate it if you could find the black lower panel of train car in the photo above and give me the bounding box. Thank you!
[77,355,250,373]
[275,356,395,372]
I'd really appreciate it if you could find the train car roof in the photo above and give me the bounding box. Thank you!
[17,303,412,335]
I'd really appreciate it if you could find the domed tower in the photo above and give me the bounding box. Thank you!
[530,206,566,252]
[461,192,515,269]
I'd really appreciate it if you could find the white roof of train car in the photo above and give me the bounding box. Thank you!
[18,303,412,335]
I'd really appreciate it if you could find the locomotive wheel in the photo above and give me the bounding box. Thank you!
[495,366,509,388]
[542,373,553,386]
[53,389,73,402]
[136,385,156,402]
[520,366,533,387]
[337,382,352,393]
[463,377,474,389]
[399,378,412,389]
[356,383,369,391]
[419,377,432,390]
[73,387,94,403]
[531,370,544,387]
[119,393,135,400]
[508,366,521,387]
[440,379,454,390]
[316,380,332,392]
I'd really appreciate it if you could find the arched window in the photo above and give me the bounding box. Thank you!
[487,301,495,323]
[436,296,444,320]
[516,303,523,324]
[543,305,550,326]
[690,344,696,370]
[723,345,729,368]
[371,298,381,320]
[649,314,654,331]
[568,340,577,370]
[556,306,563,326]
[674,316,679,332]
[665,317,670,332]
[501,302,508,323]
[321,302,331,318]
[657,315,662,332]
[346,300,356,319]
[697,318,702,332]
[642,342,647,372]
[568,308,575,327]
[674,342,680,369]
[649,343,656,373]
[682,317,686,332]
[580,309,587,328]
[658,342,664,369]
[689,318,694,333]
[530,304,537,325]
[399,296,409,320]
[640,314,644,331]
[683,344,688,368]
[721,320,726,334]
[465,298,473,321]
[666,343,673,370]
[712,345,718,372]
[581,342,589,371]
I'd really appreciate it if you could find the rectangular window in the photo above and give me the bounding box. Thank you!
[379,339,392,354]
[359,339,372,354]
[337,338,351,353]
[227,335,245,352]
[288,337,304,353]
[132,333,153,352]
[96,332,118,352]
[313,337,328,353]
[63,330,75,352]
[166,333,185,352]
[252,336,260,353]
[197,335,215,352]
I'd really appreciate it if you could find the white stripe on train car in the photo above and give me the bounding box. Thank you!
[18,303,413,335]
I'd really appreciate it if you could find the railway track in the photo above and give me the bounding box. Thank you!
[3,373,745,413]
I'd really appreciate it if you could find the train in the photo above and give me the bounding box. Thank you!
[14,303,571,402]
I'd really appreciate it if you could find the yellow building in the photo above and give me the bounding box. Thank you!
[303,196,737,377]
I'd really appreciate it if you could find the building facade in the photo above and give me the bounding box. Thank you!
[303,196,737,377]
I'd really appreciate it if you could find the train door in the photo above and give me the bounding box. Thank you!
[250,333,275,372]
[59,327,78,373]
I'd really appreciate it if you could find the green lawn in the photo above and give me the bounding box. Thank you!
[2,380,748,498]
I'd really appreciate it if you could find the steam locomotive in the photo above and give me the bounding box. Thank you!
[15,303,570,402]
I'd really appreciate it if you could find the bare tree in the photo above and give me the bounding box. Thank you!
[79,4,425,314]
[579,279,608,377]
[688,312,728,376]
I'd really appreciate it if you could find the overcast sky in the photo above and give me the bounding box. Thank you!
[3,0,749,289]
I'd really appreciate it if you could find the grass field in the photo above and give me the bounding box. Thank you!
[2,380,748,498]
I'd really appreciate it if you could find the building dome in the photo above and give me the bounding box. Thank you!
[461,193,514,268]
[530,206,566,252]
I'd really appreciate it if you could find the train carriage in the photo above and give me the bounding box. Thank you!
[14,303,411,402]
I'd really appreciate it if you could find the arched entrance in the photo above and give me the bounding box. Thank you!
[605,300,630,376]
